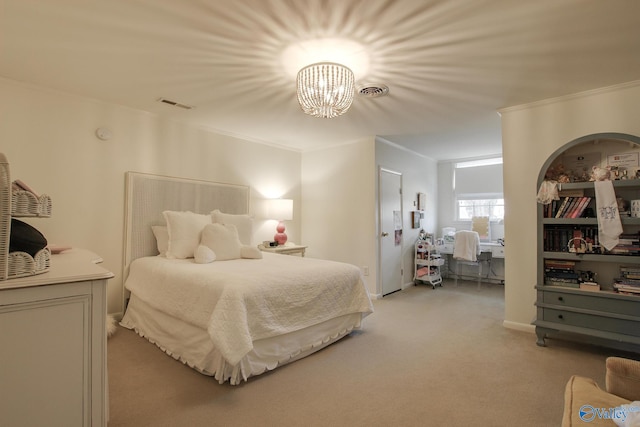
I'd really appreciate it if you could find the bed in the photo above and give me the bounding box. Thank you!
[120,172,373,385]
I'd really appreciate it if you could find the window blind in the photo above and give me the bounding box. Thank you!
[454,163,504,198]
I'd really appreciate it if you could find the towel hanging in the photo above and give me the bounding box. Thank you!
[594,180,623,251]
[536,180,559,205]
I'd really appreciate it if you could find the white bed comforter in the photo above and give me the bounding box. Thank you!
[124,253,373,365]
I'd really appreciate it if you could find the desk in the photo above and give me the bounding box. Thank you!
[437,242,505,258]
[437,242,505,282]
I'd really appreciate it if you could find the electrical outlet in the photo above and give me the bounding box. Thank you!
[362,266,369,276]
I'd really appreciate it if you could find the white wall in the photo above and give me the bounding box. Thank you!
[300,138,377,294]
[500,80,640,329]
[375,138,438,291]
[0,78,302,315]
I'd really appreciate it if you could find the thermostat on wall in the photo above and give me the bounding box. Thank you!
[95,127,112,141]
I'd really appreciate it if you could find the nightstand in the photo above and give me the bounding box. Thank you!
[258,244,307,257]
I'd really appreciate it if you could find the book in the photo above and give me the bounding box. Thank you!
[562,197,579,218]
[544,259,577,268]
[545,278,579,288]
[614,283,640,294]
[545,200,555,218]
[571,197,591,218]
[555,197,571,218]
[580,197,592,217]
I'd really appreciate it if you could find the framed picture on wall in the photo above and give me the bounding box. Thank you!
[411,211,421,228]
[418,192,426,210]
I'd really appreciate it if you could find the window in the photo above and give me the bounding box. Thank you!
[454,158,504,221]
[457,198,504,221]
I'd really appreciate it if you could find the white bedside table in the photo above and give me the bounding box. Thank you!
[258,244,307,257]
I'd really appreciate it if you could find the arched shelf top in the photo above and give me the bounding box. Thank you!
[537,132,640,186]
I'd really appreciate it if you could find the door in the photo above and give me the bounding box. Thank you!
[379,168,403,296]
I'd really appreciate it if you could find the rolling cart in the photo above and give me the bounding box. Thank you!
[414,239,444,288]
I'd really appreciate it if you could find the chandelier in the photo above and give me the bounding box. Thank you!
[296,62,355,118]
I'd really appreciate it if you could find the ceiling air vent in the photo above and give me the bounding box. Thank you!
[357,84,389,98]
[157,98,194,110]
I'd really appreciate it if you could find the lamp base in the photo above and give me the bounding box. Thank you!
[274,221,287,245]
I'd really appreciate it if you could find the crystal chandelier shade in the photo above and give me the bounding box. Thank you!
[296,62,355,118]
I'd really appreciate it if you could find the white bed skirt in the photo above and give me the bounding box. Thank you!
[120,294,365,385]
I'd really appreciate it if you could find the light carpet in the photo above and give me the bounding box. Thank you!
[107,280,633,426]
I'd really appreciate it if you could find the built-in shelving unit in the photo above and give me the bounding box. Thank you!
[534,134,640,352]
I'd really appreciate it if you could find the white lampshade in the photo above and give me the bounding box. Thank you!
[265,198,293,221]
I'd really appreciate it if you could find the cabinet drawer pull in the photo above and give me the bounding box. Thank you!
[558,314,564,320]
[558,296,564,302]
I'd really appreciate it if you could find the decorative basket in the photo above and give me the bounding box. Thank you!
[0,153,51,280]
[7,249,51,278]
[11,190,52,217]
[0,154,10,280]
[568,237,588,254]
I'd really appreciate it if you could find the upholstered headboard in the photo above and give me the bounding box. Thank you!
[122,171,250,282]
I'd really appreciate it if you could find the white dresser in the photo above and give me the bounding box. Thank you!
[0,249,113,427]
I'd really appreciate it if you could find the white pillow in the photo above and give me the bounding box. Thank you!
[163,211,211,259]
[194,244,216,264]
[151,225,169,256]
[200,223,242,261]
[211,209,253,245]
[240,245,263,259]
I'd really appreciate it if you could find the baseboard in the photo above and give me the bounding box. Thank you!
[110,311,124,322]
[402,281,415,290]
[503,320,535,333]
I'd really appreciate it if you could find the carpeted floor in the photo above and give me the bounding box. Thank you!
[107,280,633,426]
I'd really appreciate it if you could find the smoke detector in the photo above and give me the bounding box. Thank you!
[357,84,389,98]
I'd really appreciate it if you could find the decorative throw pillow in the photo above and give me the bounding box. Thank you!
[194,244,216,264]
[240,245,263,259]
[211,209,253,245]
[9,218,47,257]
[163,210,211,259]
[200,223,243,261]
[151,225,169,256]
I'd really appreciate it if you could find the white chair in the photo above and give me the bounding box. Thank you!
[453,230,482,289]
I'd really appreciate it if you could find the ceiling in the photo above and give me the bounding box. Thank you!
[1,0,640,161]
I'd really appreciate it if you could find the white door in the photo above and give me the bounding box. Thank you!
[379,168,403,296]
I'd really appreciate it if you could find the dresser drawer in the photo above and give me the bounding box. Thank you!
[542,291,640,317]
[491,246,505,258]
[541,308,640,337]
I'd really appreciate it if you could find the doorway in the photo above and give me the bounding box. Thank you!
[379,168,403,296]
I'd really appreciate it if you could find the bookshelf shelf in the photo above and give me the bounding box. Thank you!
[543,217,640,225]
[557,179,640,191]
[542,218,596,225]
[542,251,640,264]
[537,284,640,301]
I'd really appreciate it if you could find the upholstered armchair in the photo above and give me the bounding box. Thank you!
[562,357,640,426]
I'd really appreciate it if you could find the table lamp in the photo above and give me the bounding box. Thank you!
[266,199,293,245]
